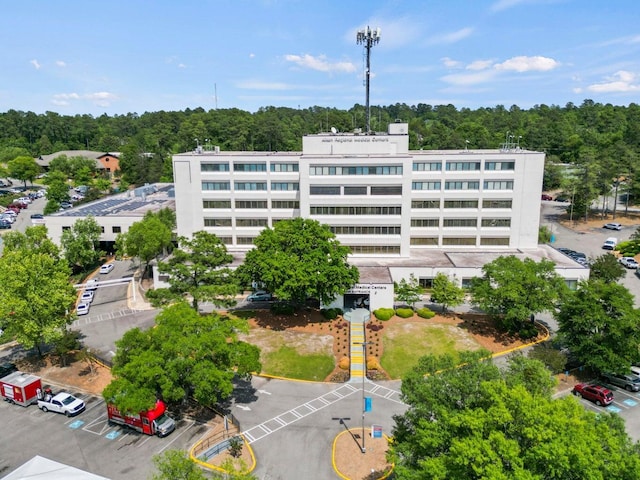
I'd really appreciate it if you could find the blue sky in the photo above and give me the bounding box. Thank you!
[1,0,639,116]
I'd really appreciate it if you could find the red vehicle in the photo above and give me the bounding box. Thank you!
[572,383,614,406]
[107,399,176,437]
[541,194,553,201]
[0,371,42,407]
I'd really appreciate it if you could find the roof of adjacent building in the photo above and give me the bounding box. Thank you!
[36,150,120,167]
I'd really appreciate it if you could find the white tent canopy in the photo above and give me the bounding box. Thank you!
[2,456,110,480]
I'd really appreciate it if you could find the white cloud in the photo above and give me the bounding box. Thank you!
[441,70,498,86]
[52,91,118,108]
[237,81,292,91]
[55,60,66,67]
[428,27,474,45]
[586,70,640,93]
[442,57,462,69]
[466,59,494,71]
[249,53,255,58]
[178,63,186,68]
[30,59,41,70]
[284,54,356,73]
[494,55,560,72]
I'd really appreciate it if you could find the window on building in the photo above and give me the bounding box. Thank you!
[201,163,230,172]
[413,162,442,171]
[62,226,71,231]
[270,163,299,172]
[444,200,479,208]
[236,218,268,227]
[446,161,481,171]
[411,200,440,209]
[349,245,401,254]
[100,227,105,233]
[309,165,402,175]
[481,218,511,227]
[418,277,434,288]
[330,225,401,235]
[204,218,232,227]
[485,161,515,171]
[483,180,514,190]
[565,279,578,290]
[236,236,256,245]
[482,199,512,209]
[344,186,368,195]
[203,200,232,209]
[310,206,402,215]
[235,200,268,209]
[480,237,510,246]
[412,181,441,190]
[410,237,438,245]
[461,278,473,289]
[112,226,121,233]
[234,163,266,172]
[202,181,230,191]
[271,182,299,191]
[271,200,300,209]
[442,237,476,246]
[443,218,477,227]
[445,180,480,190]
[310,185,341,195]
[218,237,233,244]
[235,182,267,191]
[271,218,287,225]
[371,185,402,195]
[411,218,439,227]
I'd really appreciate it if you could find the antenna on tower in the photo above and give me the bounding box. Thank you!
[356,26,381,134]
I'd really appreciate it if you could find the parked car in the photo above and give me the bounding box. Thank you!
[247,291,273,302]
[38,391,85,416]
[572,383,614,406]
[99,263,114,274]
[555,196,569,202]
[601,372,640,392]
[0,362,18,378]
[619,257,639,269]
[85,279,98,291]
[0,219,11,229]
[603,223,622,231]
[76,303,90,316]
[80,291,94,304]
[602,237,618,250]
[29,213,43,219]
[59,201,73,209]
[631,366,640,378]
[541,194,553,201]
[1,214,15,223]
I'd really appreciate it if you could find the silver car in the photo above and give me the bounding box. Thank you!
[601,372,640,392]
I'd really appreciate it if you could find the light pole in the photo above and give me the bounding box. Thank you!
[354,340,372,453]
[356,26,381,134]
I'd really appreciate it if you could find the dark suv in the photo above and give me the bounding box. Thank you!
[601,372,640,392]
[0,362,17,378]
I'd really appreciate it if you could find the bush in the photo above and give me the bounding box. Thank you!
[617,240,640,256]
[529,344,568,374]
[395,307,414,318]
[373,308,395,321]
[416,307,436,319]
[321,308,339,320]
[338,356,350,370]
[367,356,381,370]
[518,325,538,340]
[271,302,295,315]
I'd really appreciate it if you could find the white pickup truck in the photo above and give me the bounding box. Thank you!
[38,392,86,417]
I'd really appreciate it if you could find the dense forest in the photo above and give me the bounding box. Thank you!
[1,99,639,212]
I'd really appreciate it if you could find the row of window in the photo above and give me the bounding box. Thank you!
[411,218,511,227]
[310,185,402,195]
[330,225,401,235]
[411,180,514,191]
[309,165,403,176]
[410,237,510,246]
[201,162,300,173]
[412,199,512,209]
[412,161,515,172]
[310,206,402,215]
[63,225,121,233]
[203,181,300,191]
[203,200,300,209]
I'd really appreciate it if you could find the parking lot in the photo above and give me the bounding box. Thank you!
[0,386,209,480]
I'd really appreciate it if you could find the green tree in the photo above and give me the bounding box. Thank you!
[0,249,75,356]
[390,352,640,479]
[470,256,568,333]
[103,303,260,412]
[146,231,237,311]
[556,280,640,373]
[60,216,105,271]
[116,212,172,273]
[589,253,626,282]
[43,170,72,205]
[2,225,60,258]
[7,155,40,188]
[393,274,423,308]
[429,273,465,313]
[236,218,359,306]
[151,450,206,480]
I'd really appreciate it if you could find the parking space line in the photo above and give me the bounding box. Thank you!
[157,419,196,454]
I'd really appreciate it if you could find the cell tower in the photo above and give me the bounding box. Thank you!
[356,26,381,134]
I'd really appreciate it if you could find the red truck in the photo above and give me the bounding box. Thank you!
[107,399,176,437]
[0,371,43,407]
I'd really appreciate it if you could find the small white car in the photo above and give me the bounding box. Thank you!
[85,279,98,291]
[603,223,622,231]
[619,257,639,269]
[99,263,114,274]
[38,392,86,416]
[76,302,90,316]
[80,290,94,303]
[602,237,618,250]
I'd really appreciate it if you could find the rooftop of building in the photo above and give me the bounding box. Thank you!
[49,183,175,218]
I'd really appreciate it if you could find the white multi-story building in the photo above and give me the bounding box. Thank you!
[173,123,587,311]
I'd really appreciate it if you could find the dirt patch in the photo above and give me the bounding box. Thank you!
[333,429,392,480]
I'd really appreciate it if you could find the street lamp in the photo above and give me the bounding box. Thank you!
[354,340,372,453]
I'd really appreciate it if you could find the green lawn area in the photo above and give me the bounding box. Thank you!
[380,323,481,379]
[262,346,335,381]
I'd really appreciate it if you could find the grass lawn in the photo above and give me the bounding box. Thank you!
[381,323,481,379]
[262,346,335,381]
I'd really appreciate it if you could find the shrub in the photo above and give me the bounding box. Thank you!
[270,302,295,315]
[518,325,538,340]
[617,240,640,256]
[338,356,350,370]
[416,307,436,319]
[373,308,395,321]
[367,356,381,370]
[395,307,414,318]
[321,308,339,320]
[529,344,568,374]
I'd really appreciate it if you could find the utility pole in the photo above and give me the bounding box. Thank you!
[356,27,381,134]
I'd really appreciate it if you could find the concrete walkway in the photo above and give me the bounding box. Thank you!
[344,309,370,382]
